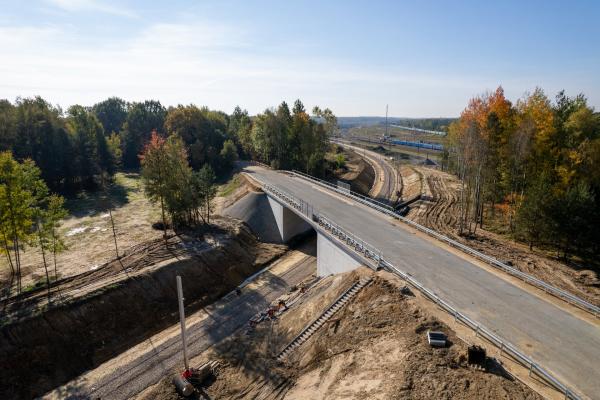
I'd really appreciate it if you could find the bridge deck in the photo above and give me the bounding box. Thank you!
[247,166,600,400]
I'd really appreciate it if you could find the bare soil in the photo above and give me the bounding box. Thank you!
[326,148,375,196]
[0,172,164,292]
[399,165,422,201]
[140,269,541,400]
[0,216,287,399]
[402,166,600,307]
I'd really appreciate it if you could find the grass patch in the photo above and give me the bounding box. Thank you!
[22,275,57,294]
[218,174,242,197]
[64,172,141,217]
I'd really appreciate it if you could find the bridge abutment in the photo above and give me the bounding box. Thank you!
[317,232,362,276]
[267,196,313,243]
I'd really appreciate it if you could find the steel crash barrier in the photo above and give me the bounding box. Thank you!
[260,180,582,400]
[289,170,600,319]
[290,170,395,213]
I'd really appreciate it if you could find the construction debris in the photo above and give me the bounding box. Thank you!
[427,330,448,347]
[143,269,542,400]
[276,277,373,361]
[468,345,487,366]
[171,374,194,397]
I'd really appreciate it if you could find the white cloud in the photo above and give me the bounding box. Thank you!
[44,0,138,18]
[0,19,563,116]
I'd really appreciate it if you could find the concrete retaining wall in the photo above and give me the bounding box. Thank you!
[317,232,362,276]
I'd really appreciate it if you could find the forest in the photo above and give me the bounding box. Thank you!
[446,87,600,259]
[0,96,334,295]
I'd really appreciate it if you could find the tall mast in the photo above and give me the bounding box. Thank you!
[385,104,389,138]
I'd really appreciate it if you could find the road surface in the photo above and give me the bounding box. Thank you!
[248,166,600,400]
[43,246,316,400]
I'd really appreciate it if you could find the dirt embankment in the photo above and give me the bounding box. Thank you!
[328,148,375,196]
[0,218,286,400]
[399,164,422,201]
[142,269,540,400]
[402,166,600,306]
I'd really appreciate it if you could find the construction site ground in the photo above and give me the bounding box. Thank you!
[0,170,289,399]
[325,145,376,196]
[139,268,542,400]
[43,238,317,400]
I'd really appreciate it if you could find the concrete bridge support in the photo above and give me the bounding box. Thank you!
[317,232,362,277]
[267,196,313,243]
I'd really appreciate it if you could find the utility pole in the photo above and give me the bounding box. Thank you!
[176,275,190,371]
[385,104,389,139]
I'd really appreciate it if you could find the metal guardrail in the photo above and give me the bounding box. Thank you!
[290,171,600,318]
[261,184,383,269]
[291,170,395,212]
[263,183,313,219]
[316,213,383,267]
[380,260,580,400]
[260,181,582,399]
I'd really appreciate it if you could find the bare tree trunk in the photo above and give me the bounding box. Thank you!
[160,195,167,243]
[109,208,119,258]
[13,235,21,293]
[37,223,51,301]
[2,233,15,294]
[206,197,210,224]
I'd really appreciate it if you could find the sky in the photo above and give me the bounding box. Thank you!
[0,0,599,117]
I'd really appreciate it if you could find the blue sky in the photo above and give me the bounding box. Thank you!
[1,0,599,117]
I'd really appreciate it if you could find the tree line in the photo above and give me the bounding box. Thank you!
[0,97,241,193]
[0,96,334,191]
[0,152,67,298]
[0,95,335,299]
[446,87,600,259]
[230,100,335,175]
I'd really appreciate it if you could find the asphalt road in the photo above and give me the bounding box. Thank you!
[249,166,600,399]
[44,253,316,400]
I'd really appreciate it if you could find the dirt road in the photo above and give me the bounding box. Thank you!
[43,241,317,400]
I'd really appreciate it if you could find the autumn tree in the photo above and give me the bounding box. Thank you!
[141,133,217,231]
[140,132,169,238]
[448,87,600,259]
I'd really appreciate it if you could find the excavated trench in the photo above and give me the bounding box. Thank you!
[0,218,288,400]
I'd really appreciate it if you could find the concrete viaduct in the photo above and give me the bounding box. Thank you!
[227,165,600,400]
